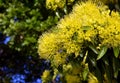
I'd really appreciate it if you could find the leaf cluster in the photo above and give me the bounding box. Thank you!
[0,0,59,56]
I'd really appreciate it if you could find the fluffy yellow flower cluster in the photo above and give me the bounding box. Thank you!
[41,70,51,83]
[64,63,84,83]
[38,1,120,82]
[39,1,120,65]
[98,12,120,47]
[46,0,74,10]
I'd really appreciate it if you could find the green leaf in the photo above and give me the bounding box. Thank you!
[92,66,103,83]
[113,47,119,58]
[55,11,60,18]
[81,26,92,31]
[105,66,112,83]
[102,55,109,65]
[89,56,97,67]
[113,57,120,79]
[83,64,89,80]
[63,6,68,14]
[97,46,108,60]
[89,45,99,54]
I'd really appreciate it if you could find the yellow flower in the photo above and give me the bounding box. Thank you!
[97,11,120,47]
[88,73,98,83]
[52,52,67,67]
[38,1,120,82]
[68,0,75,5]
[39,0,120,66]
[46,0,66,10]
[38,32,58,59]
[65,74,80,83]
[42,70,51,83]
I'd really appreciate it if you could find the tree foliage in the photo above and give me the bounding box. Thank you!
[0,0,59,56]
[0,0,58,82]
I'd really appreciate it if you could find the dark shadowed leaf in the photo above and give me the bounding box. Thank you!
[113,57,120,79]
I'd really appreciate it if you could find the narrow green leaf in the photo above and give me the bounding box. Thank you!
[102,56,109,65]
[97,46,108,60]
[89,45,99,54]
[113,57,120,79]
[113,47,119,58]
[89,57,96,67]
[55,11,60,18]
[83,64,89,80]
[63,6,68,14]
[104,62,113,83]
[105,68,112,83]
[94,66,103,83]
[82,26,92,31]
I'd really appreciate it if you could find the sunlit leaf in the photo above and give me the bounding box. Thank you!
[83,64,89,80]
[55,11,60,18]
[97,46,108,60]
[113,47,119,58]
[89,45,99,54]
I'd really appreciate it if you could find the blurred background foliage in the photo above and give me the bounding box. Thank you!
[0,0,78,82]
[0,0,59,56]
[0,0,58,82]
